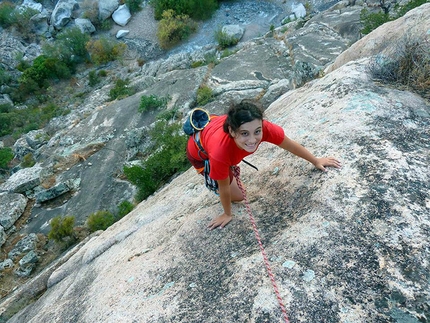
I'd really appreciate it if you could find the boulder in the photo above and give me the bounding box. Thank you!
[74,18,96,34]
[35,178,80,203]
[8,233,39,261]
[98,0,119,21]
[222,24,245,42]
[50,0,79,30]
[115,29,129,39]
[0,192,28,232]
[30,12,50,36]
[0,164,43,194]
[112,4,131,27]
[25,129,49,150]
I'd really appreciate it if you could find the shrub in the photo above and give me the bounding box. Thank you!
[0,66,11,85]
[196,85,213,105]
[21,153,36,168]
[138,94,169,113]
[124,120,189,201]
[12,6,39,38]
[214,28,239,49]
[151,0,218,20]
[157,9,197,49]
[87,210,115,232]
[0,2,15,28]
[109,78,135,100]
[117,200,134,219]
[125,0,144,14]
[360,9,390,35]
[367,36,430,99]
[86,37,127,65]
[0,147,14,169]
[48,215,76,243]
[88,70,100,86]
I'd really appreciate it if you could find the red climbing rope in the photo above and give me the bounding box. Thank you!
[233,166,290,323]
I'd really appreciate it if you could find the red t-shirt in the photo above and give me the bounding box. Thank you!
[188,115,285,180]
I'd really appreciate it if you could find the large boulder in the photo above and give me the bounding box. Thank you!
[0,192,28,233]
[50,0,79,30]
[0,164,43,194]
[98,0,119,21]
[3,53,429,322]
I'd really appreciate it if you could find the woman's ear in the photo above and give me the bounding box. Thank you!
[228,126,236,138]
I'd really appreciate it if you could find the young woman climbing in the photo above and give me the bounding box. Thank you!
[186,100,341,230]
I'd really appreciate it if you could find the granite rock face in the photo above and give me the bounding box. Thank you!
[3,54,429,323]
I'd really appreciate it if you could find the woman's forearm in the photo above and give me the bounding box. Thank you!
[278,136,318,165]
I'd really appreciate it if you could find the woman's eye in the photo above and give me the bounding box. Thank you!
[240,132,249,136]
[255,129,261,135]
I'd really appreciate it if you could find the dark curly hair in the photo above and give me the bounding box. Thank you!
[223,100,264,134]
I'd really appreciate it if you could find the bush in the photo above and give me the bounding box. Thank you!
[21,153,36,168]
[48,215,76,243]
[138,94,169,113]
[88,70,100,87]
[125,0,144,14]
[151,0,218,20]
[117,200,134,219]
[157,9,197,49]
[87,210,115,232]
[196,85,213,105]
[0,2,15,28]
[360,9,390,35]
[0,147,14,169]
[124,120,189,201]
[86,37,127,65]
[367,36,430,99]
[109,78,135,100]
[214,28,239,49]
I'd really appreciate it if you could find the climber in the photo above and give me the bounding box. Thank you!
[185,100,341,230]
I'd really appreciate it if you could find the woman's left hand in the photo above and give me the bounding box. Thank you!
[314,157,341,172]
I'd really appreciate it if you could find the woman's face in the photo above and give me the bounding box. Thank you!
[230,119,263,152]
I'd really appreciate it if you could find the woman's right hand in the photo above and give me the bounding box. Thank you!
[208,213,233,230]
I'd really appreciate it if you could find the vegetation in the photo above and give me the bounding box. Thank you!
[360,0,428,35]
[138,94,170,113]
[109,79,136,101]
[196,85,213,105]
[125,0,145,14]
[214,27,239,49]
[124,119,189,201]
[117,200,135,219]
[21,153,36,168]
[0,147,14,169]
[157,9,198,49]
[0,102,66,138]
[86,37,127,65]
[87,210,115,232]
[48,215,76,243]
[367,36,430,99]
[150,0,218,21]
[0,2,38,37]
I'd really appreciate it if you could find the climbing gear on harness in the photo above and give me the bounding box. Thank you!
[232,166,290,323]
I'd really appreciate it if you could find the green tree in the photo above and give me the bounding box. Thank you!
[0,147,14,169]
[151,0,218,20]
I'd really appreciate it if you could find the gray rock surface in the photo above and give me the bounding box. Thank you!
[3,55,429,322]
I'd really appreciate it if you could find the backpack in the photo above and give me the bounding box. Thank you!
[183,108,219,194]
